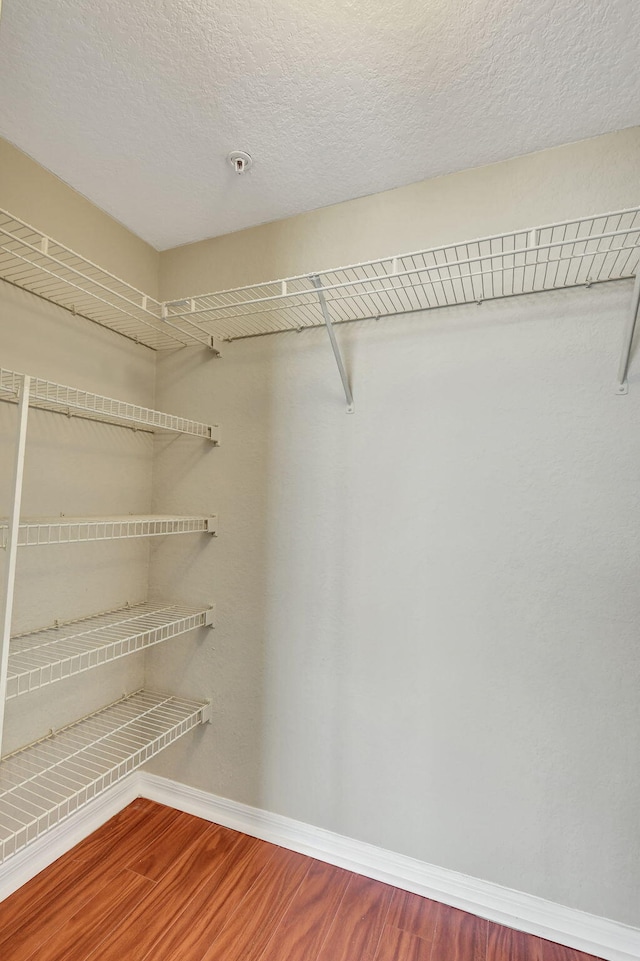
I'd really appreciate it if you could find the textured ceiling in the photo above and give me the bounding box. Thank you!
[0,0,639,250]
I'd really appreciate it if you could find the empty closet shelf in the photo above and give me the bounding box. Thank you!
[0,514,217,547]
[6,602,215,699]
[0,209,213,351]
[162,207,640,340]
[0,690,210,863]
[0,367,220,441]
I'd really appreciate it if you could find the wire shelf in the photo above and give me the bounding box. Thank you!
[0,367,220,441]
[0,515,216,548]
[6,602,214,699]
[0,690,209,862]
[163,208,640,340]
[0,209,213,351]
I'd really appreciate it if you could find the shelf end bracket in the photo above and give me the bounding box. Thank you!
[616,271,640,394]
[310,275,354,413]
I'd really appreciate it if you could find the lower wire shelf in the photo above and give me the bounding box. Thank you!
[7,602,215,699]
[0,690,210,863]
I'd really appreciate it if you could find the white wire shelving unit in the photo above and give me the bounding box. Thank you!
[0,690,210,863]
[0,367,220,441]
[0,514,216,548]
[0,209,216,352]
[6,602,215,699]
[0,369,219,785]
[163,206,640,407]
[164,208,640,339]
[2,205,638,401]
[0,223,222,860]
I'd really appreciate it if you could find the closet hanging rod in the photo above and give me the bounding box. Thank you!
[162,205,640,402]
[162,207,640,338]
[165,224,640,324]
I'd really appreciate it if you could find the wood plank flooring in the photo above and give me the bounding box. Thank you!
[0,800,604,961]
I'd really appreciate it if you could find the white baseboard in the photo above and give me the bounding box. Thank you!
[139,772,640,961]
[0,775,138,903]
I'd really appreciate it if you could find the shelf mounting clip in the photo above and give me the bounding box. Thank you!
[310,275,354,413]
[616,271,640,394]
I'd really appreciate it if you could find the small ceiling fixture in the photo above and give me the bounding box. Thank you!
[228,151,252,175]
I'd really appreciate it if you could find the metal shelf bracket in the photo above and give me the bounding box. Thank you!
[616,272,640,394]
[310,275,354,413]
[201,700,213,724]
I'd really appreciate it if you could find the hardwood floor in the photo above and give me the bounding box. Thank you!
[0,800,603,961]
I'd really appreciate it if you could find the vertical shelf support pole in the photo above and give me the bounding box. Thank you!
[0,374,31,756]
[310,275,354,413]
[616,271,640,394]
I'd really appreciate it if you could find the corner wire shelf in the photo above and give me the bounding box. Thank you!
[0,209,215,352]
[0,367,220,442]
[162,206,640,407]
[0,515,217,549]
[0,690,211,862]
[7,602,215,700]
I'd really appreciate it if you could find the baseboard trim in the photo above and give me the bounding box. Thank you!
[139,773,640,961]
[0,775,139,902]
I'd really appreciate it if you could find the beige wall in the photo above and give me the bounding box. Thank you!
[0,138,159,295]
[148,128,640,928]
[160,126,640,297]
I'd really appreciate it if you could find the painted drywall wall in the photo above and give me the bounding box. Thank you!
[147,129,640,927]
[0,151,158,755]
[160,126,640,298]
[0,138,160,294]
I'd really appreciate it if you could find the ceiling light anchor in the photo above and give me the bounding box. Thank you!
[228,151,252,175]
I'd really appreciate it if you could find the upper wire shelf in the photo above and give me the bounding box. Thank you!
[0,367,220,441]
[163,208,640,341]
[0,209,214,351]
[0,689,209,861]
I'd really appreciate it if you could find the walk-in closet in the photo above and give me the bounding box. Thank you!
[0,3,639,960]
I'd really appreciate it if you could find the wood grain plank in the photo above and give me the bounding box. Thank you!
[386,886,440,942]
[64,798,162,863]
[126,809,214,881]
[0,801,176,942]
[197,846,311,961]
[0,808,178,961]
[539,940,604,961]
[22,868,155,961]
[85,825,251,961]
[374,925,433,961]
[430,903,488,961]
[315,873,395,961]
[488,927,605,961]
[487,923,544,961]
[0,857,128,961]
[255,860,351,961]
[142,835,277,961]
